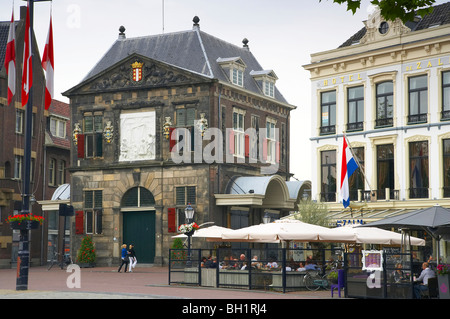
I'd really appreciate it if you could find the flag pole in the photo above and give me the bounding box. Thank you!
[342,132,374,198]
[16,0,52,291]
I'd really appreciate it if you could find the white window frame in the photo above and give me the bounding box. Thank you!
[233,107,246,157]
[50,117,67,138]
[266,118,277,163]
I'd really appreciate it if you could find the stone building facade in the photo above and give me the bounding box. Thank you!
[63,18,303,266]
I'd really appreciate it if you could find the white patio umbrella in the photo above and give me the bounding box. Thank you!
[319,224,425,246]
[220,219,355,243]
[172,225,231,242]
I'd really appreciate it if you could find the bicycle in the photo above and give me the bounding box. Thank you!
[47,250,72,271]
[304,270,330,291]
[304,260,341,291]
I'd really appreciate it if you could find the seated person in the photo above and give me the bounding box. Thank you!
[413,262,436,299]
[305,260,319,271]
[251,256,262,269]
[392,263,406,283]
[296,262,306,272]
[266,258,278,269]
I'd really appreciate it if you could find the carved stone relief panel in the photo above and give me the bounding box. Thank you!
[119,111,156,161]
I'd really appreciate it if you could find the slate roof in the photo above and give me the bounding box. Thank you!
[80,23,290,105]
[338,1,450,48]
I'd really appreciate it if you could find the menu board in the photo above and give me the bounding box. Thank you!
[362,250,383,271]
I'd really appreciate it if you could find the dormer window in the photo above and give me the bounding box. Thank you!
[217,57,247,87]
[250,70,278,98]
[232,68,243,86]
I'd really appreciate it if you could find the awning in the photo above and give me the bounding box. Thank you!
[38,184,70,210]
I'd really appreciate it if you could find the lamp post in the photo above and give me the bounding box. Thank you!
[184,203,195,267]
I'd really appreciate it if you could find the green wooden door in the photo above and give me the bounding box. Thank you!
[123,211,155,263]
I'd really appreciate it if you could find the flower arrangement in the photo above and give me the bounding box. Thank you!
[178,222,199,234]
[77,235,96,264]
[6,213,44,225]
[437,264,450,276]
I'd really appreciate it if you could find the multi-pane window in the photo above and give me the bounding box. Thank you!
[176,186,196,206]
[442,71,450,120]
[84,190,103,234]
[176,108,195,127]
[376,81,394,127]
[408,75,428,124]
[50,117,66,138]
[233,108,245,157]
[16,109,24,134]
[347,86,364,131]
[266,118,277,163]
[250,115,260,160]
[232,69,243,87]
[443,139,450,197]
[264,81,274,98]
[48,158,56,186]
[348,147,364,201]
[321,150,336,202]
[58,160,66,185]
[409,141,429,199]
[84,114,103,158]
[377,144,394,200]
[320,91,336,135]
[14,155,23,180]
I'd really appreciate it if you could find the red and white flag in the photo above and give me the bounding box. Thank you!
[21,1,32,107]
[42,14,54,110]
[4,9,16,105]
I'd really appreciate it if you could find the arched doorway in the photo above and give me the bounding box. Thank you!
[121,187,156,263]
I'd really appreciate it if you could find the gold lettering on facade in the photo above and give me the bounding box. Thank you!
[324,80,328,86]
[340,76,345,83]
[439,58,443,66]
[427,61,432,68]
[357,74,362,80]
[349,75,353,82]
[417,62,421,69]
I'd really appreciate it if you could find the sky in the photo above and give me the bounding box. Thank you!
[1,0,448,182]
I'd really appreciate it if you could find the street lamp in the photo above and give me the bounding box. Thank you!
[184,203,195,267]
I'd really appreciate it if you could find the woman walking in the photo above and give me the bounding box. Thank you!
[128,244,137,272]
[118,244,129,272]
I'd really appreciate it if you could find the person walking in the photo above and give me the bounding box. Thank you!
[128,244,137,272]
[118,244,130,273]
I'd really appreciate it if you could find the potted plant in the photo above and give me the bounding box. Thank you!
[437,263,450,299]
[177,222,199,235]
[170,238,187,268]
[76,235,96,268]
[6,213,44,230]
[327,270,338,284]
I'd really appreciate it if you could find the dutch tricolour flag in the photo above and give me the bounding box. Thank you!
[340,137,358,208]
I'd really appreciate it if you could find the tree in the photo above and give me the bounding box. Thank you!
[321,0,436,22]
[293,199,330,227]
[77,235,96,264]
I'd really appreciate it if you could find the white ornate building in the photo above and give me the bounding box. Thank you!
[303,3,450,258]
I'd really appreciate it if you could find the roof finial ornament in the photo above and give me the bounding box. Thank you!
[118,25,126,39]
[193,16,200,29]
[242,38,249,50]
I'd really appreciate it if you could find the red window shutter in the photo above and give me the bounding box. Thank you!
[77,134,85,158]
[229,130,234,155]
[169,128,176,152]
[276,141,280,163]
[75,211,84,234]
[262,138,267,161]
[245,134,249,157]
[168,208,176,233]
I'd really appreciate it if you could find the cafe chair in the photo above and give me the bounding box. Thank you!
[331,269,345,298]
[420,277,439,299]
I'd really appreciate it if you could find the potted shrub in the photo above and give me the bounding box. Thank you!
[437,263,450,299]
[77,235,96,268]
